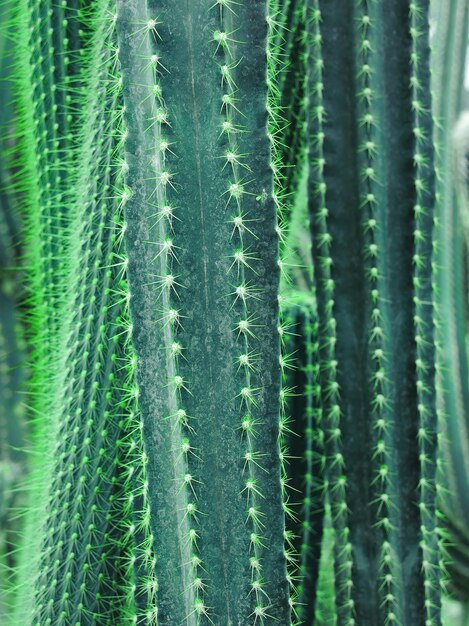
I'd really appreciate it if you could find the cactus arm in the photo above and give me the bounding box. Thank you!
[269,1,308,226]
[306,2,358,622]
[115,2,196,623]
[307,1,439,623]
[226,2,290,618]
[8,6,152,624]
[278,3,307,204]
[314,3,383,621]
[116,0,289,623]
[431,0,469,603]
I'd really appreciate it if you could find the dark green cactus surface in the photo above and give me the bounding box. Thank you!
[432,0,469,606]
[281,296,325,625]
[307,1,440,624]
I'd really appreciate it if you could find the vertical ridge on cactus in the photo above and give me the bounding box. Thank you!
[431,0,469,606]
[281,295,325,625]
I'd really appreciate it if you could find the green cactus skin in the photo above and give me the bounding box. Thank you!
[115,0,289,623]
[281,296,325,625]
[439,112,469,602]
[431,0,469,603]
[5,4,156,624]
[0,2,27,618]
[307,1,440,624]
[277,1,308,204]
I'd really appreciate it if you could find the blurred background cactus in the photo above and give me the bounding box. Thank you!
[0,1,468,625]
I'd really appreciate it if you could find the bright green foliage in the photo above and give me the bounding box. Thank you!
[307,1,440,624]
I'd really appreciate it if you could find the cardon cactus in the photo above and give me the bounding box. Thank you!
[281,294,325,624]
[307,1,439,624]
[431,0,469,608]
[0,1,453,625]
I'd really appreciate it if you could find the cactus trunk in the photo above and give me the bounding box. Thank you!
[307,1,440,624]
[115,1,289,624]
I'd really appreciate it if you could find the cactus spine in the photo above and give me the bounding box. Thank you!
[307,1,440,624]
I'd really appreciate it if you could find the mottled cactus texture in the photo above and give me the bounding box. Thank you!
[307,1,440,624]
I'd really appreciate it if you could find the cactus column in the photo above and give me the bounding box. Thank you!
[432,0,469,602]
[307,1,440,624]
[116,1,290,624]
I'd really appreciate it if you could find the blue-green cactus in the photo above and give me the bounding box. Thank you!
[431,0,469,605]
[0,1,453,625]
[281,295,325,625]
[115,1,289,623]
[307,1,440,623]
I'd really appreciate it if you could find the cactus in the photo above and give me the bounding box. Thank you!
[281,295,325,625]
[0,1,27,616]
[440,111,469,605]
[0,1,453,625]
[4,3,155,624]
[115,1,289,623]
[271,0,308,203]
[307,1,439,624]
[430,0,469,606]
